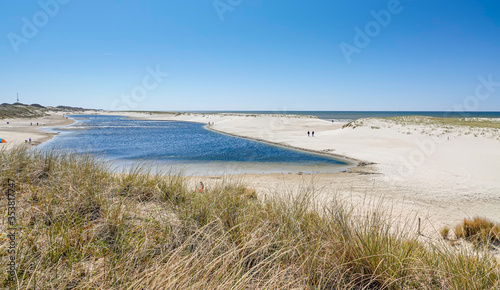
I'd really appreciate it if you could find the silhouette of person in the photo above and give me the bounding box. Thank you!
[307,131,310,137]
[312,131,315,137]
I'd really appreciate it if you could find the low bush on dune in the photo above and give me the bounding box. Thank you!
[0,148,499,289]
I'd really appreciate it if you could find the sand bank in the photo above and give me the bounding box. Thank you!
[0,111,74,149]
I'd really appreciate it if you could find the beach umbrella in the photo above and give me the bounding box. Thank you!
[0,138,7,143]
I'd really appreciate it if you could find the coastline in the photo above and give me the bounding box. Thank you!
[4,110,500,238]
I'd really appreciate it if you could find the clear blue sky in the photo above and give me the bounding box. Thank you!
[1,0,500,111]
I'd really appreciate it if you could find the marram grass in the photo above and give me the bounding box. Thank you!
[454,217,500,246]
[0,148,498,289]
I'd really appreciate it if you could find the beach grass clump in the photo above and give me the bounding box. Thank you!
[116,165,187,203]
[440,226,451,240]
[423,246,500,289]
[454,217,500,246]
[0,148,499,289]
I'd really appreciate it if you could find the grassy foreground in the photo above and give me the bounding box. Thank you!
[0,149,499,289]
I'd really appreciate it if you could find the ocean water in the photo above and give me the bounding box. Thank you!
[189,111,500,122]
[40,115,353,175]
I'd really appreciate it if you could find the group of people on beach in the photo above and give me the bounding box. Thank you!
[307,131,315,137]
[5,121,37,144]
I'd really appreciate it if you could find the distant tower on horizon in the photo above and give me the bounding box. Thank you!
[16,93,19,103]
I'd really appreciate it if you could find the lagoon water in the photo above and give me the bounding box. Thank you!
[40,115,352,175]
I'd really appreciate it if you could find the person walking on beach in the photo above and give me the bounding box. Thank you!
[307,131,310,137]
[312,131,315,137]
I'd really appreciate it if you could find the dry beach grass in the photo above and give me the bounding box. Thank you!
[0,148,499,289]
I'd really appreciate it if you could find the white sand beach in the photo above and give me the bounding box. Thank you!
[0,112,74,148]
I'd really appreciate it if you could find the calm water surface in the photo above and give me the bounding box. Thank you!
[40,115,353,175]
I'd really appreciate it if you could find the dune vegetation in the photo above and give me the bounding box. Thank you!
[0,103,87,119]
[454,217,500,246]
[0,148,499,289]
[384,116,500,129]
[0,103,47,119]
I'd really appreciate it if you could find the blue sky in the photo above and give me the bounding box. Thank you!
[1,0,500,111]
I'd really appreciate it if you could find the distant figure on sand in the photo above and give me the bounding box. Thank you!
[307,131,310,137]
[312,131,315,137]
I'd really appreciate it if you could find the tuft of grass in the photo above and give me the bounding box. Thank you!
[440,226,450,240]
[454,217,500,246]
[0,148,498,289]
